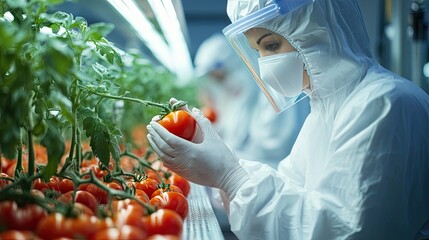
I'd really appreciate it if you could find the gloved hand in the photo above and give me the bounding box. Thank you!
[146,106,249,198]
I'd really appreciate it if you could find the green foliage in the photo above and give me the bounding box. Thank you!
[0,0,198,178]
[83,116,121,167]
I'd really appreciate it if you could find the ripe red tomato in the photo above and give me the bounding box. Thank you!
[57,190,99,215]
[135,189,150,203]
[1,157,16,174]
[129,178,159,198]
[167,173,190,197]
[146,234,180,240]
[0,230,42,240]
[85,181,123,204]
[202,106,217,123]
[115,205,147,229]
[35,212,113,239]
[73,202,97,216]
[0,172,13,189]
[59,178,75,194]
[158,110,197,141]
[150,184,183,199]
[90,225,147,240]
[149,192,189,219]
[0,201,48,231]
[32,177,60,193]
[142,209,183,237]
[111,191,150,213]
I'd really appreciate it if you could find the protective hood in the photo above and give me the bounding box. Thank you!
[226,0,374,111]
[194,33,244,77]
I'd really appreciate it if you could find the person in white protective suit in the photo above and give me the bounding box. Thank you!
[194,33,309,168]
[147,0,429,239]
[194,33,310,235]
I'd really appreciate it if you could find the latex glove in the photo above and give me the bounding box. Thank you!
[146,107,249,198]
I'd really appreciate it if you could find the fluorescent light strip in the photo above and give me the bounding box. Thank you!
[106,0,174,73]
[148,0,194,82]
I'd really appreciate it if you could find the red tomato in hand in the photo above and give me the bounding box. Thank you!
[158,110,197,141]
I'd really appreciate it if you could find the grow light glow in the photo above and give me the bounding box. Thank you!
[106,0,193,83]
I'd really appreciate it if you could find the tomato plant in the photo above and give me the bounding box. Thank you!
[0,0,197,238]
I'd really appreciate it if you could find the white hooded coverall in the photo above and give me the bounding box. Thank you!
[224,0,429,239]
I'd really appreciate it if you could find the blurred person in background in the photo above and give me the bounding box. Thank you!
[147,0,429,239]
[193,33,309,236]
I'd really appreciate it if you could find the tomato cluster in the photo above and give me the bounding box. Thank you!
[0,145,191,240]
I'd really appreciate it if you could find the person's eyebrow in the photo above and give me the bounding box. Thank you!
[256,33,272,45]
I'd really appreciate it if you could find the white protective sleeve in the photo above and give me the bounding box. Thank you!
[224,71,429,240]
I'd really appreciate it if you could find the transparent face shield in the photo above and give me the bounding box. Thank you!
[223,0,312,113]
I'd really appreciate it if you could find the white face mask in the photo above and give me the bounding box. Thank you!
[258,51,304,97]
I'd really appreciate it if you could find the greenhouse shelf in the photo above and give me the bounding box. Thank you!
[182,183,224,240]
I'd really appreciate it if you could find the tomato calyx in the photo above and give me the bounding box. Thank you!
[157,100,188,120]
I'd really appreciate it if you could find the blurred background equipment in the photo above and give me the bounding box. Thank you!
[53,0,429,93]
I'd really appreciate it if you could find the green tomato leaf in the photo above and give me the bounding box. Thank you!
[83,116,122,166]
[87,22,114,41]
[41,120,65,181]
[70,16,86,29]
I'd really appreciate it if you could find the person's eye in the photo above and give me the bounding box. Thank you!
[264,42,280,51]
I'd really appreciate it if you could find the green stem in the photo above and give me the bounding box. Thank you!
[14,128,23,177]
[120,151,164,185]
[74,171,155,214]
[27,130,35,176]
[87,90,170,111]
[75,127,82,172]
[60,124,76,174]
